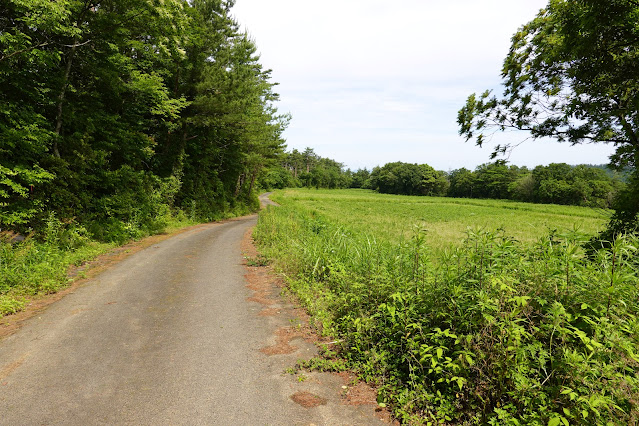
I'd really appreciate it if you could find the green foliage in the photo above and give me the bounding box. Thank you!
[1,0,286,238]
[0,217,112,300]
[597,171,639,242]
[458,0,639,234]
[84,168,180,242]
[0,0,61,227]
[448,167,476,198]
[472,160,524,199]
[296,356,349,373]
[348,168,371,189]
[447,161,624,209]
[279,147,354,190]
[256,164,298,190]
[369,161,449,196]
[0,164,54,226]
[0,295,26,316]
[255,190,638,424]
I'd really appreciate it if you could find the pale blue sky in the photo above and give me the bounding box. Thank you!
[231,0,616,171]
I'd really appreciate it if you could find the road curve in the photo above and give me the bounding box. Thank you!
[259,192,279,207]
[0,215,383,425]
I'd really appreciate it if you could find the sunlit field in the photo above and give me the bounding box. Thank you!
[255,188,637,424]
[270,188,610,249]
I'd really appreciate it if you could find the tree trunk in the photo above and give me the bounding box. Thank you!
[53,42,78,158]
[234,174,243,197]
[248,166,259,196]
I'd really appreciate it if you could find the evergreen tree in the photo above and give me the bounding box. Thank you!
[0,0,288,237]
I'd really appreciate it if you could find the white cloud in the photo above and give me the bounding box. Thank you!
[232,0,616,170]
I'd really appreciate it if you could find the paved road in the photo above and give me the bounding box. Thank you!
[259,192,279,207]
[0,214,383,425]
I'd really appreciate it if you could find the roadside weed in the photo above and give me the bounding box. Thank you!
[255,190,638,424]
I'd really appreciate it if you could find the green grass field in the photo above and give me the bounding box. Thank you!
[270,188,610,249]
[256,188,638,424]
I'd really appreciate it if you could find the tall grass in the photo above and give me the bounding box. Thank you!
[254,195,638,425]
[269,189,609,252]
[0,216,113,316]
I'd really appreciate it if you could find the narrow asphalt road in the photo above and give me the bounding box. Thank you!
[0,212,383,425]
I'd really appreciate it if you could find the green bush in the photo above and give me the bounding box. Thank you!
[0,213,115,310]
[254,205,639,425]
[84,167,180,243]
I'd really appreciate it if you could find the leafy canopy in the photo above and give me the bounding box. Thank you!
[458,0,639,170]
[0,0,289,233]
[458,0,639,235]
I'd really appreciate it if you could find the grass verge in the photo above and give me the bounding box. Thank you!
[255,190,638,425]
[0,214,199,318]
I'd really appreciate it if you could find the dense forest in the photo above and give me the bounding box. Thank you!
[1,0,287,241]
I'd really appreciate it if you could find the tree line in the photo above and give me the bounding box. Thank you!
[1,0,287,241]
[265,149,627,210]
[448,161,626,208]
[258,147,358,190]
[370,161,626,209]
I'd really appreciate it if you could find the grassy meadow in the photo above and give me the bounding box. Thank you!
[269,188,610,249]
[255,188,638,425]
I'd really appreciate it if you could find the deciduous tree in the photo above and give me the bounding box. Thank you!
[458,0,639,234]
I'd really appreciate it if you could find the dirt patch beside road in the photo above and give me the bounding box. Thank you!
[241,225,396,424]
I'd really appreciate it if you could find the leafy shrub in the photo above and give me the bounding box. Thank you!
[85,168,180,242]
[0,295,25,316]
[254,205,639,424]
[0,214,113,312]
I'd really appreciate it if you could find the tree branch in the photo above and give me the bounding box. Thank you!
[0,42,50,62]
[59,39,92,48]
